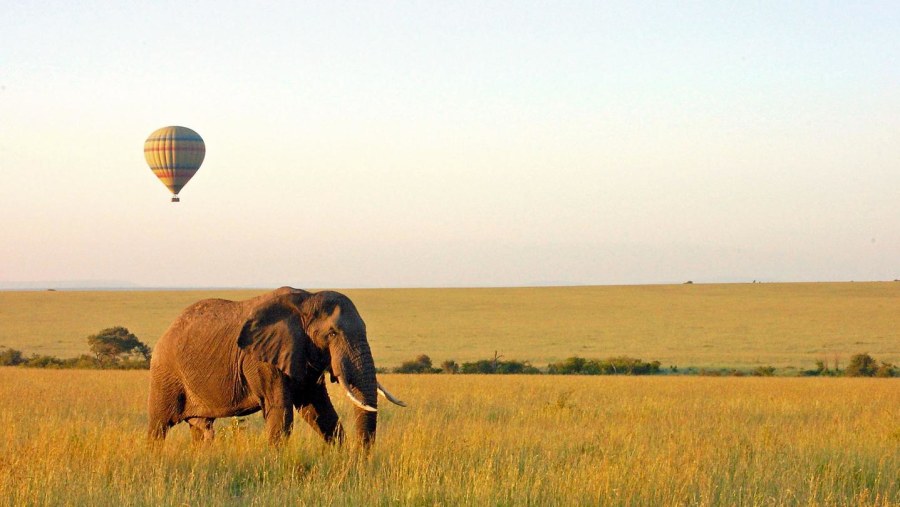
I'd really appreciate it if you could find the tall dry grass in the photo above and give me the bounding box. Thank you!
[1,368,897,505]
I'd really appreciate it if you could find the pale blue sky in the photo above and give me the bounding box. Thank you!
[2,1,898,288]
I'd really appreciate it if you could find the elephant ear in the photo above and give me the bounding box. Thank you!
[237,300,305,379]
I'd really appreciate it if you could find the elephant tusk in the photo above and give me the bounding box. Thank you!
[346,391,377,412]
[377,382,407,407]
[337,376,377,412]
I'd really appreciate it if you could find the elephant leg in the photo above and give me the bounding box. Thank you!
[147,417,171,443]
[187,417,216,443]
[295,382,345,444]
[147,372,184,443]
[147,392,170,442]
[263,402,293,445]
[246,364,295,445]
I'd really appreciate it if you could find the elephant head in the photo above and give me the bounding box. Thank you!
[237,288,404,445]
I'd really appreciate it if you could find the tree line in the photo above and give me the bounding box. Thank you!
[388,352,897,377]
[1,327,896,377]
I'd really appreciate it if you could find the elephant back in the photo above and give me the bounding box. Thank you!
[154,298,247,403]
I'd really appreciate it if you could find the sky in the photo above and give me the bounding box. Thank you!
[1,1,898,288]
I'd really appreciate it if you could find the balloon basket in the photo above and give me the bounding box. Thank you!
[171,196,180,203]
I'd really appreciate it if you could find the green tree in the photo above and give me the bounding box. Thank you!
[0,347,25,366]
[845,353,878,377]
[87,327,150,368]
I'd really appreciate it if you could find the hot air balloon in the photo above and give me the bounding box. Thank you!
[144,126,205,202]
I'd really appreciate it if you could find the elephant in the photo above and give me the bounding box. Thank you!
[147,287,405,447]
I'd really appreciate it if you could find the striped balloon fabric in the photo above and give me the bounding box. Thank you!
[144,126,205,202]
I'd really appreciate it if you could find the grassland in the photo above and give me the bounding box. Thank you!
[0,368,897,505]
[1,282,899,370]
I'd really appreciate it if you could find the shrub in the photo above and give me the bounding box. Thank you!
[24,354,65,368]
[547,356,662,375]
[604,356,662,375]
[459,358,540,374]
[0,347,25,366]
[394,354,440,374]
[547,357,586,375]
[752,366,776,377]
[815,359,827,374]
[460,359,496,374]
[845,353,878,377]
[803,359,841,377]
[496,360,541,374]
[440,360,459,374]
[875,362,896,378]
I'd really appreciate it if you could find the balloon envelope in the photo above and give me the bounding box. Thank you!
[144,126,205,200]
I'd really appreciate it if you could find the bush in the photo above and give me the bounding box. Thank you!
[845,353,879,377]
[394,354,440,374]
[802,359,841,377]
[875,362,897,378]
[813,359,830,375]
[0,347,25,366]
[547,357,586,375]
[752,366,776,377]
[24,354,65,368]
[604,357,662,375]
[496,360,541,374]
[547,356,662,375]
[440,360,459,374]
[459,358,541,374]
[460,359,496,374]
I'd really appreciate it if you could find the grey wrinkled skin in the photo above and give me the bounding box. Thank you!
[147,287,381,447]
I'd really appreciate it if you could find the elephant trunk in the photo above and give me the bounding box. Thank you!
[331,338,378,446]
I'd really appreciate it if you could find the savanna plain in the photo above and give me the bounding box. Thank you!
[1,283,898,505]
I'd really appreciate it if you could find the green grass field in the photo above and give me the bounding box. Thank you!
[1,282,898,369]
[0,369,897,505]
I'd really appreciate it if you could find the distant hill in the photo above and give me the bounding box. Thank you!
[0,280,142,291]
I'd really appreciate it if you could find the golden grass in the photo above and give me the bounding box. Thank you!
[0,368,897,505]
[2,282,899,369]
